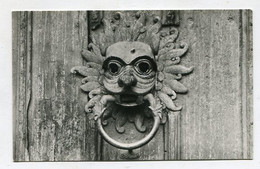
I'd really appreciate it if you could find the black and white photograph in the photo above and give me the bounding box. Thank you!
[1,0,260,168]
[12,10,253,161]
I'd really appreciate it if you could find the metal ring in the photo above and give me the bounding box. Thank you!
[97,110,161,150]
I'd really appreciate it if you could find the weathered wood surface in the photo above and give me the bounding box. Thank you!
[13,11,101,161]
[13,11,32,161]
[240,10,253,159]
[13,10,253,161]
[176,10,253,159]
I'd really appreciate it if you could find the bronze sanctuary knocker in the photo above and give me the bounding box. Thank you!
[71,11,193,157]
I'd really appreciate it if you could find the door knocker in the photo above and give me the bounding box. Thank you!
[71,12,193,156]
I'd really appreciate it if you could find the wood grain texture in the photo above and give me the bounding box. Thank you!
[13,11,32,162]
[13,10,253,161]
[176,10,253,159]
[240,10,253,159]
[165,111,181,160]
[13,11,101,161]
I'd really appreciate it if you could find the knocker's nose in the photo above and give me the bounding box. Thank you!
[118,72,137,88]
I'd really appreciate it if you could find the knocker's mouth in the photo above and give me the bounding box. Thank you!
[114,94,144,106]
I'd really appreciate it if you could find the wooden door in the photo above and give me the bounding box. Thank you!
[13,10,253,161]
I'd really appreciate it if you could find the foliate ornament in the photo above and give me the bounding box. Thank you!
[71,11,193,151]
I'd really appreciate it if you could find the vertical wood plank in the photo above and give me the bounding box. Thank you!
[176,10,245,159]
[165,111,181,160]
[12,11,99,161]
[13,11,32,161]
[240,9,253,159]
[28,11,95,161]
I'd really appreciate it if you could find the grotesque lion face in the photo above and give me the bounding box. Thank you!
[71,14,193,151]
[102,41,157,106]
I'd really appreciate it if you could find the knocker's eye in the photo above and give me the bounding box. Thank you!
[134,59,153,75]
[107,61,122,75]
